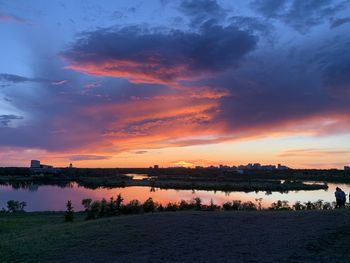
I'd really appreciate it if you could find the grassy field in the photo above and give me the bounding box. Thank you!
[1,210,350,262]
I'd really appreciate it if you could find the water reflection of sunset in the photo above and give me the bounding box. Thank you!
[0,183,347,212]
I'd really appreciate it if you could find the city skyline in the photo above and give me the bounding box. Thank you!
[1,0,350,168]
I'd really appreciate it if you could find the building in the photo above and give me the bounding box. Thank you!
[30,160,54,170]
[30,160,41,168]
[345,166,350,171]
[69,163,73,168]
[153,165,159,169]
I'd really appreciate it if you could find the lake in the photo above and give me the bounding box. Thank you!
[1,180,349,211]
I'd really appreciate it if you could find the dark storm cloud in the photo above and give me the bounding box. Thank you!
[251,0,348,32]
[63,22,258,83]
[310,35,350,92]
[0,114,23,127]
[179,0,227,25]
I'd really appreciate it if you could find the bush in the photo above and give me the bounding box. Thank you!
[192,197,202,210]
[82,198,92,212]
[179,200,193,210]
[115,194,124,215]
[99,198,108,217]
[165,202,178,212]
[87,201,101,219]
[6,200,27,213]
[241,201,257,211]
[222,201,233,211]
[231,200,242,210]
[64,200,74,222]
[269,200,291,210]
[293,201,305,210]
[157,204,164,212]
[143,197,156,213]
[122,200,142,215]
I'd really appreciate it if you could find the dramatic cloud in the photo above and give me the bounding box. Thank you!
[179,0,227,25]
[251,0,347,32]
[63,23,258,84]
[1,0,350,168]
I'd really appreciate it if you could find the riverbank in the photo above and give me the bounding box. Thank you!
[1,210,350,262]
[0,175,328,192]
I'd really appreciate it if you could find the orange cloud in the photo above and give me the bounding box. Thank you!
[65,59,197,85]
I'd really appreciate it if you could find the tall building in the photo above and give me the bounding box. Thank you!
[345,166,350,171]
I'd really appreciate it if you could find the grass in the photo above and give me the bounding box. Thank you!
[2,210,350,262]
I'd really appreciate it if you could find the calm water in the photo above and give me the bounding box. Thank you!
[1,182,349,211]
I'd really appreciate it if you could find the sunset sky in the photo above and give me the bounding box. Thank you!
[1,0,350,168]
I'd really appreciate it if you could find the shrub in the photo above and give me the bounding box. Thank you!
[231,200,242,210]
[143,197,156,213]
[122,200,142,215]
[107,197,117,216]
[222,201,233,211]
[82,198,92,212]
[241,201,257,211]
[87,201,101,219]
[115,194,124,215]
[269,200,291,210]
[322,202,332,210]
[157,204,164,212]
[100,198,108,217]
[303,201,316,210]
[293,201,305,210]
[179,200,192,210]
[64,200,74,222]
[165,202,178,211]
[192,197,202,210]
[6,200,27,213]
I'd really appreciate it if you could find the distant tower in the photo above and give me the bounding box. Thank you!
[30,160,41,168]
[154,165,159,169]
[69,163,73,168]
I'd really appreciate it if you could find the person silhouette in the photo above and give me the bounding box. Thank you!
[335,187,346,208]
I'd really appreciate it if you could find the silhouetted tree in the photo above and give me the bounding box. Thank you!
[65,200,74,222]
[82,198,92,212]
[7,200,27,213]
[193,197,202,210]
[115,194,123,216]
[143,197,156,213]
[87,201,101,219]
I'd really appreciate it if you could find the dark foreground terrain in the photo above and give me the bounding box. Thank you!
[1,210,350,263]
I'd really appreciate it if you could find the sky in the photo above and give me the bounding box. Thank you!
[0,0,350,168]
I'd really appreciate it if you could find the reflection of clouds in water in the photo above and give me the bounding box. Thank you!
[0,183,348,211]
